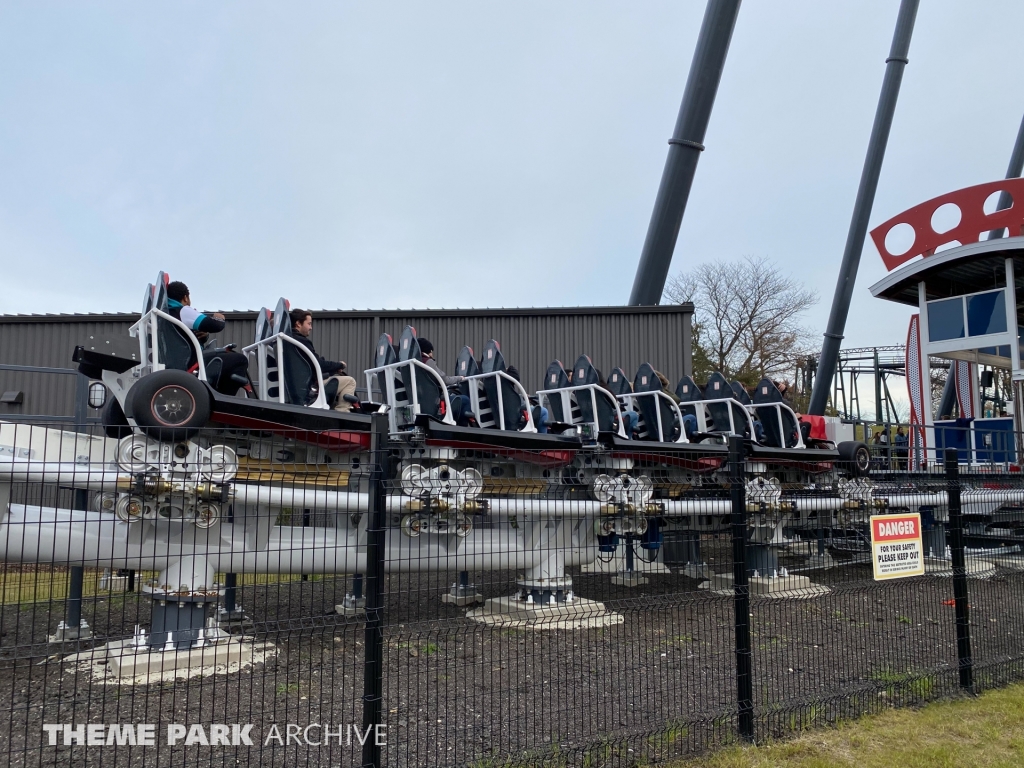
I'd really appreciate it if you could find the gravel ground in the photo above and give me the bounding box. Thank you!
[3,548,1024,768]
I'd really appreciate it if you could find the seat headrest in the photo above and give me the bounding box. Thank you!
[272,298,291,335]
[397,326,421,362]
[255,308,273,343]
[729,381,751,405]
[480,340,506,374]
[675,375,703,402]
[606,367,632,396]
[543,360,570,389]
[152,275,169,312]
[572,354,601,386]
[456,345,480,377]
[142,283,156,315]
[632,362,661,393]
[752,377,785,405]
[704,371,731,398]
[375,333,397,367]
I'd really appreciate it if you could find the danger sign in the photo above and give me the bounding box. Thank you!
[870,513,925,580]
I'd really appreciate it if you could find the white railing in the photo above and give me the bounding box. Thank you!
[537,384,626,439]
[750,402,807,449]
[364,358,455,432]
[700,397,757,438]
[242,332,327,409]
[129,309,207,381]
[464,371,536,432]
[618,391,687,443]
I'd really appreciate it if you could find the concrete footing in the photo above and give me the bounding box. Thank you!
[216,607,255,634]
[467,595,622,630]
[610,572,649,587]
[62,636,277,682]
[679,562,712,580]
[440,582,484,606]
[48,619,92,643]
[804,551,837,570]
[110,639,255,678]
[982,553,1024,571]
[335,594,367,616]
[703,572,830,598]
[924,556,996,579]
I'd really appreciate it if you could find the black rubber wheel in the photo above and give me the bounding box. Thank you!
[101,397,133,440]
[837,441,871,477]
[126,369,212,442]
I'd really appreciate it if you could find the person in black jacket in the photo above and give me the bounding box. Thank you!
[288,308,357,411]
[166,281,250,396]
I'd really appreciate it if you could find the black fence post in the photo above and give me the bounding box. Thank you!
[730,435,754,741]
[944,448,973,691]
[362,413,390,768]
[301,508,311,581]
[61,396,91,641]
[224,504,237,611]
[65,564,85,635]
[73,372,90,428]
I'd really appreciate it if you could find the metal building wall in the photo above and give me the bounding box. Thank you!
[0,305,693,418]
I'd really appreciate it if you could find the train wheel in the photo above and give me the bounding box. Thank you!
[126,369,212,442]
[837,441,871,477]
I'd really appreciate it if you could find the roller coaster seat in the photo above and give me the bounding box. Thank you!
[463,340,534,432]
[703,372,756,439]
[729,381,751,405]
[539,360,571,423]
[242,298,328,408]
[130,272,209,382]
[626,363,683,442]
[365,326,454,431]
[751,378,804,449]
[606,367,632,396]
[537,356,624,438]
[674,375,707,436]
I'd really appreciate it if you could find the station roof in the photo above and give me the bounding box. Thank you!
[869,236,1024,306]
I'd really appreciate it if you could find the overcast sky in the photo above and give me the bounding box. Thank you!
[2,1,1022,359]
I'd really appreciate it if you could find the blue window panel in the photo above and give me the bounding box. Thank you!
[927,297,965,341]
[967,290,1007,337]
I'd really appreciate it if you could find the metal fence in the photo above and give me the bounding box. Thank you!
[2,421,1024,767]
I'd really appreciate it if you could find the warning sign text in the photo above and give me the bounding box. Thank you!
[870,513,925,580]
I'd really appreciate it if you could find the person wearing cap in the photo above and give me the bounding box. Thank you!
[166,280,251,396]
[417,338,462,387]
[418,338,476,426]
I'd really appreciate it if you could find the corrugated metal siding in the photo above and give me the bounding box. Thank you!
[0,306,692,418]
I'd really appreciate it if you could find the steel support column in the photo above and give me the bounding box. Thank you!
[628,0,742,306]
[808,0,920,415]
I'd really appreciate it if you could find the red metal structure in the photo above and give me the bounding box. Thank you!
[870,178,1024,271]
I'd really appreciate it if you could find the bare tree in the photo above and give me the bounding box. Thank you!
[664,256,818,386]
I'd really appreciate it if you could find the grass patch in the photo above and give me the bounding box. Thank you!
[868,668,934,700]
[0,567,160,606]
[675,682,1024,767]
[0,566,329,605]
